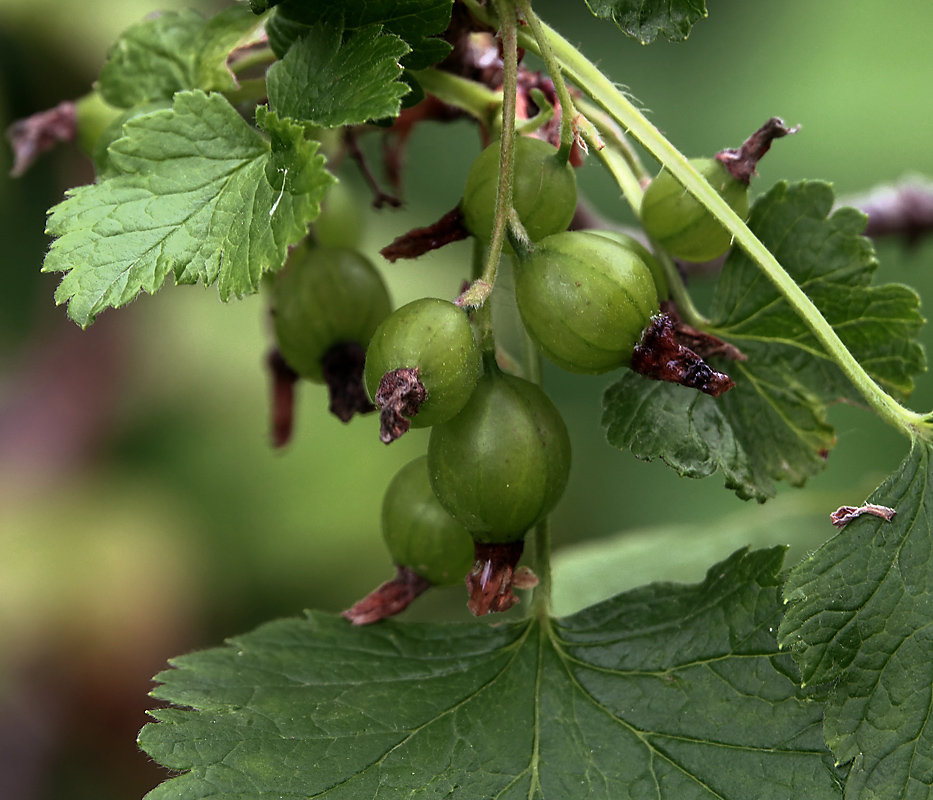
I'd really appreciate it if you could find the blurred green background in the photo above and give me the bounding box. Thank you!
[1,1,932,797]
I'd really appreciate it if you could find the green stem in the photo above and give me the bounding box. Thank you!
[474,0,520,297]
[468,0,930,438]
[229,46,276,75]
[409,68,501,127]
[222,77,268,106]
[513,0,575,162]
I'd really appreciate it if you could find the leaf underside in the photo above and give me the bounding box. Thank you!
[584,0,708,44]
[43,91,333,327]
[139,548,842,799]
[780,439,933,799]
[603,181,925,501]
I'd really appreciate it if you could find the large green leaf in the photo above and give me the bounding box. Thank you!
[97,7,263,108]
[584,0,707,44]
[265,0,453,70]
[779,439,933,799]
[139,548,841,799]
[266,19,411,128]
[603,182,925,501]
[43,91,333,328]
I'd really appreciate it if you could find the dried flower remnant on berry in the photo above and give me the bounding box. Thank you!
[630,314,736,397]
[374,368,428,443]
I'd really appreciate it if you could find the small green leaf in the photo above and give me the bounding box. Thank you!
[139,549,841,799]
[97,7,263,108]
[267,20,411,128]
[43,91,333,328]
[585,0,708,44]
[779,439,933,798]
[603,181,926,501]
[267,0,453,70]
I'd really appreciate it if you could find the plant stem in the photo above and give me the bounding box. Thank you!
[408,68,501,127]
[513,0,575,161]
[467,0,931,438]
[473,0,520,299]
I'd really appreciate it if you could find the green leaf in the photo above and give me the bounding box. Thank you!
[139,548,842,799]
[266,19,411,128]
[779,440,933,798]
[97,7,263,108]
[584,0,708,44]
[43,91,333,328]
[603,181,925,501]
[267,0,453,71]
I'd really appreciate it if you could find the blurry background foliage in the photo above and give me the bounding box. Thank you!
[1,1,932,798]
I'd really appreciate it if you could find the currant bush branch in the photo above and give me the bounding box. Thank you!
[466,0,931,439]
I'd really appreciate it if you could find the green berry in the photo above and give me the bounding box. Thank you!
[273,244,392,383]
[364,298,480,430]
[461,136,577,250]
[427,368,571,543]
[640,157,749,262]
[382,457,475,586]
[515,231,658,374]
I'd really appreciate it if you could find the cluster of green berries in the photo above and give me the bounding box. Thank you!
[270,134,750,617]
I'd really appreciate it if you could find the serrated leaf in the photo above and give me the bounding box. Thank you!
[43,91,333,328]
[266,19,410,128]
[603,181,926,501]
[267,0,453,71]
[584,0,707,44]
[139,548,841,799]
[779,439,933,798]
[97,7,263,108]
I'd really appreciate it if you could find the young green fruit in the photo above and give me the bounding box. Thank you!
[640,157,750,262]
[427,367,571,543]
[273,244,392,384]
[364,298,480,435]
[461,136,577,249]
[515,231,659,374]
[382,456,475,586]
[587,229,668,301]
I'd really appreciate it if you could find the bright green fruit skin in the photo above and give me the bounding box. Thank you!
[382,457,475,586]
[640,157,749,262]
[364,298,480,429]
[515,231,658,374]
[427,370,571,543]
[461,136,577,249]
[273,245,392,382]
[588,229,668,300]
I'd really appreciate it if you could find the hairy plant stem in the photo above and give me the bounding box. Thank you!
[513,0,574,163]
[465,0,931,439]
[469,0,521,304]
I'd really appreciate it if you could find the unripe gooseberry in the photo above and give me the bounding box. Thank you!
[382,456,475,586]
[427,367,571,543]
[640,157,749,262]
[272,244,392,383]
[514,231,658,374]
[461,136,577,250]
[364,298,480,432]
[587,229,668,301]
